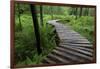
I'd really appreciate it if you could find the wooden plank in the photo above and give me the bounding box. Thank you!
[60,39,91,44]
[58,45,93,56]
[60,43,92,47]
[43,57,56,64]
[60,41,92,45]
[75,47,93,52]
[48,53,70,63]
[61,39,90,43]
[55,46,93,61]
[52,49,86,62]
[58,35,85,39]
[59,44,93,52]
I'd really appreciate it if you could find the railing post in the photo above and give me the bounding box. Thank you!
[30,4,42,55]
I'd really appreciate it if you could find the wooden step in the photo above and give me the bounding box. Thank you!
[58,45,93,57]
[59,45,93,53]
[47,53,70,64]
[59,35,85,40]
[55,46,93,61]
[61,39,91,44]
[60,43,92,48]
[52,49,86,63]
[75,47,93,53]
[42,57,56,64]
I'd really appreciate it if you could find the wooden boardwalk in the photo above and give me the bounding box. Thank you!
[42,20,93,64]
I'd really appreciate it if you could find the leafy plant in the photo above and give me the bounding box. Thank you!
[15,14,57,66]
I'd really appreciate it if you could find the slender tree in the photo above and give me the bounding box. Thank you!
[80,7,83,17]
[17,3,22,31]
[30,4,42,55]
[50,6,54,19]
[70,7,74,15]
[86,8,89,16]
[83,8,89,16]
[75,8,78,19]
[40,5,43,25]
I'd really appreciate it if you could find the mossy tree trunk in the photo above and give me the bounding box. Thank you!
[30,4,42,55]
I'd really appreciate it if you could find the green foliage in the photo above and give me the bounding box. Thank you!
[15,13,57,66]
[40,23,56,55]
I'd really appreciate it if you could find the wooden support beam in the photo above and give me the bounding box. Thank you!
[30,4,42,54]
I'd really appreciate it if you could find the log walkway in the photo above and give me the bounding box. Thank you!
[42,20,93,64]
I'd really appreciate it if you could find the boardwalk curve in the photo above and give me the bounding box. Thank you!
[42,20,93,64]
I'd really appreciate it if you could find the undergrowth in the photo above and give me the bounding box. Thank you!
[15,14,57,66]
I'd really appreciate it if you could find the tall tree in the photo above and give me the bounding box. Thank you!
[83,8,89,16]
[86,8,89,16]
[30,4,42,55]
[75,8,78,19]
[50,6,54,19]
[70,7,74,15]
[40,5,43,25]
[80,7,83,17]
[17,3,22,31]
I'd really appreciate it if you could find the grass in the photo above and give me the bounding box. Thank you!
[15,14,57,66]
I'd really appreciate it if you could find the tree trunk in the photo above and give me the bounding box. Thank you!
[30,4,42,55]
[40,5,43,25]
[80,7,83,17]
[70,7,73,15]
[84,8,89,16]
[86,8,89,16]
[17,4,22,31]
[75,8,78,19]
[50,7,53,19]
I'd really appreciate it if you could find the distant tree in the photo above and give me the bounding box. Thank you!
[70,7,74,15]
[86,8,89,16]
[40,5,43,25]
[90,8,95,16]
[50,6,54,19]
[80,7,83,17]
[84,8,89,16]
[75,8,78,19]
[17,3,22,31]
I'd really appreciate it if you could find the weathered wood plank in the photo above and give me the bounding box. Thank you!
[60,39,91,44]
[59,44,93,52]
[48,53,70,63]
[55,46,93,61]
[43,57,56,64]
[52,49,86,62]
[58,45,93,56]
[42,20,93,64]
[60,43,92,47]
